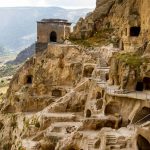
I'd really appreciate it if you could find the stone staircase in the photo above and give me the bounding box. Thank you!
[40,112,77,125]
[46,121,82,134]
[88,139,95,150]
[105,133,131,150]
[22,120,82,149]
[97,56,108,68]
[22,139,41,150]
[106,134,120,150]
[106,134,117,145]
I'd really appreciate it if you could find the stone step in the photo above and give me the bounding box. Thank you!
[107,144,121,149]
[106,135,117,145]
[45,121,82,136]
[45,131,66,139]
[50,121,82,127]
[96,66,110,70]
[38,112,79,129]
[88,139,95,150]
[41,112,76,119]
[22,139,41,150]
[106,135,116,138]
[107,137,116,139]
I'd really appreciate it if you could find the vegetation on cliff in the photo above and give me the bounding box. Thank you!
[0,64,20,78]
[116,52,149,68]
[70,28,115,47]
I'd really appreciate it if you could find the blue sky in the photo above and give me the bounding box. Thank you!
[0,0,96,8]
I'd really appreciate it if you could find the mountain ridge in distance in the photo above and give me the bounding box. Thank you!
[0,7,92,53]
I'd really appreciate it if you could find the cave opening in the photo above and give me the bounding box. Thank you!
[104,102,120,115]
[143,77,150,90]
[130,26,141,37]
[94,139,101,149]
[68,148,75,150]
[96,92,102,99]
[86,109,92,118]
[0,122,4,130]
[136,82,144,91]
[105,73,109,81]
[102,89,105,97]
[120,40,124,50]
[105,120,115,128]
[96,100,103,110]
[52,89,62,97]
[26,75,33,84]
[137,135,150,150]
[96,123,102,130]
[83,67,94,77]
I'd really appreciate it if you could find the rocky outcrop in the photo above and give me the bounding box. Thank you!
[71,0,116,40]
[72,0,150,52]
[108,52,150,91]
[94,0,115,20]
[0,43,149,149]
[0,0,150,149]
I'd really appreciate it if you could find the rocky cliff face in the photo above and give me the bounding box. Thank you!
[71,0,116,40]
[72,0,150,52]
[72,0,150,91]
[0,43,149,150]
[109,52,150,91]
[0,0,150,150]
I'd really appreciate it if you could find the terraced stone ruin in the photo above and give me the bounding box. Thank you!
[0,0,150,149]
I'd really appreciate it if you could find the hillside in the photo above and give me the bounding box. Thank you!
[0,7,92,52]
[6,43,35,65]
[0,0,150,149]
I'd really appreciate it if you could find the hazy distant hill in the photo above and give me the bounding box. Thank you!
[0,7,92,53]
[0,46,7,56]
[0,46,14,56]
[6,44,35,65]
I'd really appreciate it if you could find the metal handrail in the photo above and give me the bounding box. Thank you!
[134,114,150,125]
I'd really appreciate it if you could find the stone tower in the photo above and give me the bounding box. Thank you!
[36,19,71,53]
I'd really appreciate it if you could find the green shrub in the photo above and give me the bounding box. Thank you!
[70,28,114,47]
[116,53,144,67]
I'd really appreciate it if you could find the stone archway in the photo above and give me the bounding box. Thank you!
[52,89,62,97]
[50,31,57,42]
[137,135,150,150]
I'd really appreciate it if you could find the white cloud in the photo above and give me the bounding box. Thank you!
[0,0,96,8]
